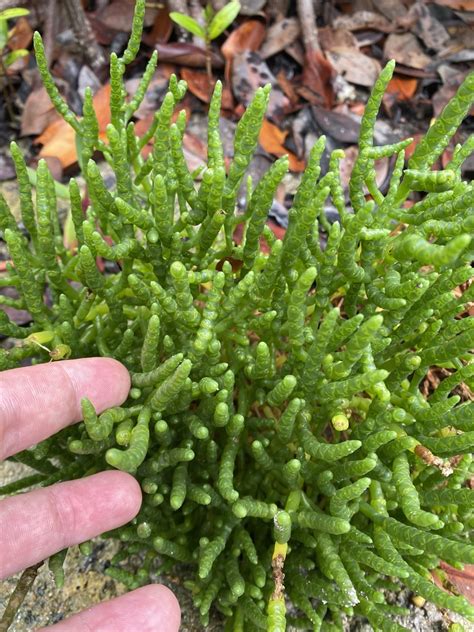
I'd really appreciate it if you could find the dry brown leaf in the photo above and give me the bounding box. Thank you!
[8,16,32,50]
[232,51,289,119]
[155,42,224,69]
[37,120,78,168]
[437,562,474,605]
[126,67,175,120]
[221,19,266,60]
[431,0,474,8]
[375,0,408,20]
[333,10,393,33]
[311,106,360,143]
[37,85,111,168]
[432,68,474,117]
[275,70,299,106]
[259,18,300,59]
[319,27,358,52]
[90,83,112,132]
[386,75,418,100]
[327,48,381,87]
[96,0,158,31]
[259,119,305,172]
[404,134,423,161]
[408,2,450,51]
[181,68,214,103]
[384,33,432,70]
[301,49,333,108]
[21,87,59,137]
[133,114,155,140]
[142,4,173,46]
[239,0,266,15]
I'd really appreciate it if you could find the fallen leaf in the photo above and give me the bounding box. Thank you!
[239,0,266,15]
[21,87,59,137]
[275,70,299,107]
[133,114,155,138]
[29,155,63,181]
[155,42,224,69]
[37,85,112,168]
[408,2,450,51]
[231,51,289,120]
[436,562,474,605]
[286,40,305,66]
[8,16,32,50]
[432,68,474,117]
[404,134,423,161]
[311,106,361,143]
[36,120,77,168]
[327,48,381,87]
[386,75,418,100]
[90,83,112,132]
[221,20,265,108]
[431,0,474,8]
[338,146,388,194]
[183,132,207,161]
[125,67,174,119]
[259,119,305,171]
[319,26,358,52]
[181,68,214,103]
[375,0,407,20]
[301,49,333,108]
[87,15,120,46]
[142,4,173,46]
[183,133,207,172]
[96,0,158,31]
[0,284,31,325]
[384,33,432,70]
[221,19,266,60]
[259,18,301,59]
[0,154,16,181]
[77,65,101,101]
[333,10,393,32]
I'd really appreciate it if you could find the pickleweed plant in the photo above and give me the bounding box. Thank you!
[1,1,473,629]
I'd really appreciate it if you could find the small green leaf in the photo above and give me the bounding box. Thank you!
[0,20,7,49]
[169,12,206,38]
[0,7,30,20]
[4,48,29,67]
[208,1,240,40]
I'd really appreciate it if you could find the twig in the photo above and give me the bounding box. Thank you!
[43,0,57,66]
[297,0,322,54]
[62,0,107,72]
[0,562,43,632]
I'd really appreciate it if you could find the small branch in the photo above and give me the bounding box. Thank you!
[0,562,42,632]
[297,0,321,54]
[62,0,107,72]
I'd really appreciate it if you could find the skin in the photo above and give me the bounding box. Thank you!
[0,358,181,632]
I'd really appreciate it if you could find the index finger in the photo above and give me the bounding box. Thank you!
[0,358,131,460]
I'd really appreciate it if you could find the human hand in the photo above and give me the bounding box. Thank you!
[0,358,181,631]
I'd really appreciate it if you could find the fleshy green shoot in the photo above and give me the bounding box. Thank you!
[0,2,473,630]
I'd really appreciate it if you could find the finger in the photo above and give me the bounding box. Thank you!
[0,358,130,460]
[0,471,141,579]
[38,584,181,632]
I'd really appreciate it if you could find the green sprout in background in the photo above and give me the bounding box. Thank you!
[0,7,30,119]
[0,0,473,630]
[170,1,240,80]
